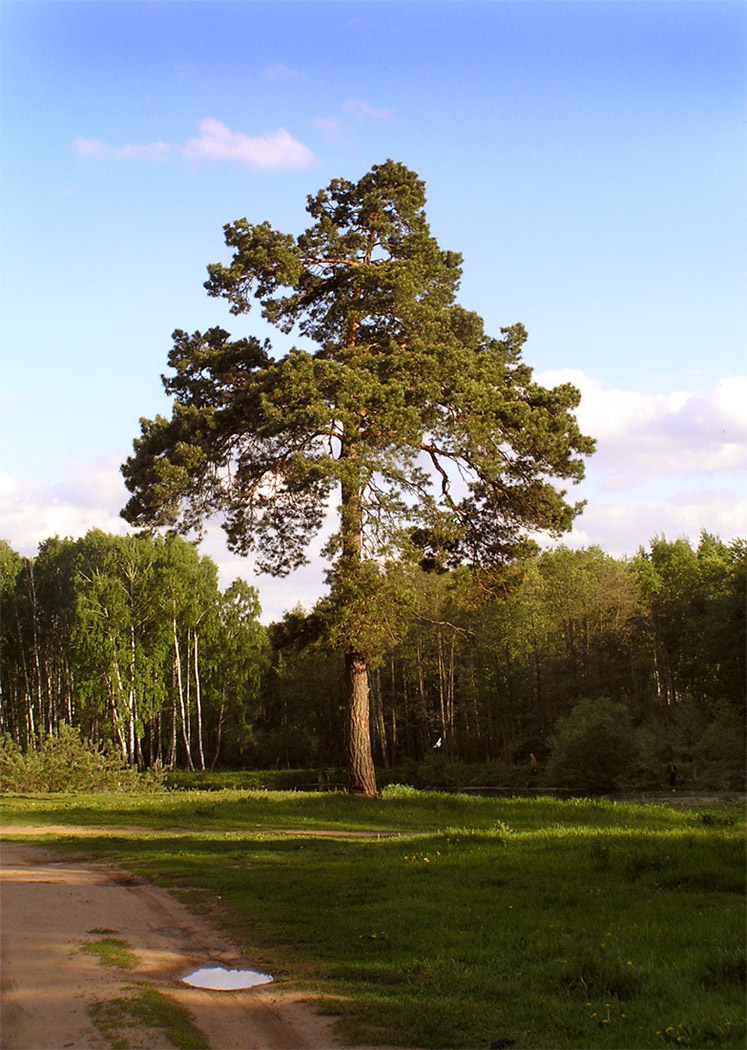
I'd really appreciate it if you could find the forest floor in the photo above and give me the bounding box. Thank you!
[0,839,358,1050]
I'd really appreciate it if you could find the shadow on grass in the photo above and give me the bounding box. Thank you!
[5,795,745,1050]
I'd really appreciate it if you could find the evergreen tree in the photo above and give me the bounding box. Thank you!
[121,161,594,794]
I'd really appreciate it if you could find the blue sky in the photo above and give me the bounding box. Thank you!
[1,0,745,621]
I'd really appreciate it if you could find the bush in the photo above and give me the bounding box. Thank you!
[545,697,640,793]
[0,725,164,793]
[692,700,746,790]
[379,782,420,799]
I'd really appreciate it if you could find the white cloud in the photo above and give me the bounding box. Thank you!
[0,461,320,624]
[538,370,747,489]
[0,463,131,558]
[182,120,314,169]
[74,120,315,171]
[565,489,747,558]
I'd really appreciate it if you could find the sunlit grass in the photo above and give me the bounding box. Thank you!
[0,787,732,834]
[3,789,744,1048]
[80,935,138,970]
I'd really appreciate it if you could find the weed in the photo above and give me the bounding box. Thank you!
[555,943,641,999]
[698,811,737,827]
[89,983,209,1050]
[80,937,138,970]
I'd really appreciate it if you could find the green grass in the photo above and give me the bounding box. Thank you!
[80,931,208,1048]
[81,935,139,970]
[0,786,731,834]
[89,983,209,1050]
[3,790,745,1049]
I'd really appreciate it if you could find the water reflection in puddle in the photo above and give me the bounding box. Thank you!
[182,966,274,990]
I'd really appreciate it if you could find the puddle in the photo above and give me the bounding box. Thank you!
[182,966,274,990]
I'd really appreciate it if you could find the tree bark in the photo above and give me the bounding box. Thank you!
[127,623,137,766]
[193,630,206,771]
[345,651,377,796]
[371,667,390,768]
[172,619,194,770]
[339,441,377,796]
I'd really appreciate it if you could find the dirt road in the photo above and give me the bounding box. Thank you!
[0,840,344,1050]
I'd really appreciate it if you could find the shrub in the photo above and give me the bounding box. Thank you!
[0,725,164,793]
[545,697,640,793]
[379,783,421,799]
[692,700,746,790]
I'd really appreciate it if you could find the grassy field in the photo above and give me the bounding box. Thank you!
[2,789,745,1049]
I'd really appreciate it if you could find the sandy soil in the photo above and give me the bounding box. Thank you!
[0,839,348,1050]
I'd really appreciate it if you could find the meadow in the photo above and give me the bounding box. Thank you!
[2,788,745,1049]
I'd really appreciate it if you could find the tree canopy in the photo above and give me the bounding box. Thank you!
[122,160,595,795]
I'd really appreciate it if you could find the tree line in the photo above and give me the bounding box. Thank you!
[1,529,743,790]
[264,531,744,790]
[0,531,266,771]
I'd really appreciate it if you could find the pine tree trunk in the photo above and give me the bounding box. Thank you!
[345,651,377,796]
[340,447,377,797]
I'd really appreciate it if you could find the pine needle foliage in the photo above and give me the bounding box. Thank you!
[122,161,594,794]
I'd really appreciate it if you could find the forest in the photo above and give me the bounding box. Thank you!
[0,528,744,793]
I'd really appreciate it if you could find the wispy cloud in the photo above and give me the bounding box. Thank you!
[309,116,346,142]
[342,97,392,120]
[74,119,315,170]
[74,137,175,162]
[310,97,392,142]
[265,62,299,81]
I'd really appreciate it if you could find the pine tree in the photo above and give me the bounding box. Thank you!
[122,160,594,795]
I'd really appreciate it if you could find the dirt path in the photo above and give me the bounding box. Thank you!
[0,825,413,840]
[0,840,347,1050]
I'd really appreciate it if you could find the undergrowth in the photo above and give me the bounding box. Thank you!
[0,725,164,793]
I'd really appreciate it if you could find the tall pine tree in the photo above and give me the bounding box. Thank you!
[122,160,594,795]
